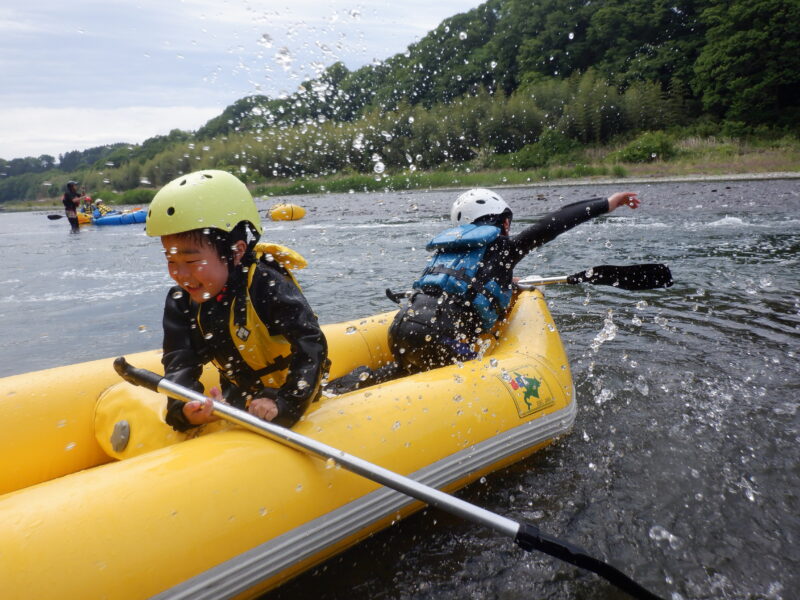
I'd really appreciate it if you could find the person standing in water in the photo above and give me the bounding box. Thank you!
[61,181,83,233]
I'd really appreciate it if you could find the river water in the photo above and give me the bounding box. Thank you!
[2,179,798,599]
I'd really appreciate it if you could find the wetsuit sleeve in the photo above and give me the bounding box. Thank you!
[161,288,206,432]
[509,197,610,264]
[251,265,328,428]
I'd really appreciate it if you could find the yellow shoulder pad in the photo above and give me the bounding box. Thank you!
[254,242,308,271]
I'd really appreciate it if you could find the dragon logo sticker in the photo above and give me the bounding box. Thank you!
[498,368,554,418]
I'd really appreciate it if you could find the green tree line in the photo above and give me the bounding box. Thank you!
[1,0,797,204]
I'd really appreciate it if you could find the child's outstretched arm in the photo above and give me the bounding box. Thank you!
[607,191,640,211]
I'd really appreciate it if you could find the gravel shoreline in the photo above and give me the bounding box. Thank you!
[424,170,800,194]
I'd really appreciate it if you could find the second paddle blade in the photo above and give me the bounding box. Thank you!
[567,264,673,290]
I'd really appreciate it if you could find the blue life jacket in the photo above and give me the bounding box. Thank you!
[413,224,513,330]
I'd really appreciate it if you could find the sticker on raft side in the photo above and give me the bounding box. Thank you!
[497,366,555,418]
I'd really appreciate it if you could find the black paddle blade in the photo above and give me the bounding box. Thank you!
[516,523,665,600]
[47,214,64,220]
[567,264,673,290]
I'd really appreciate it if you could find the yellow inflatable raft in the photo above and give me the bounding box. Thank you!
[269,203,306,221]
[0,289,574,600]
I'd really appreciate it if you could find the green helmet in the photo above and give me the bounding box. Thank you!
[145,170,263,237]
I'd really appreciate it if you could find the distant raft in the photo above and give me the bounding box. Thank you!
[93,208,147,226]
[269,203,306,221]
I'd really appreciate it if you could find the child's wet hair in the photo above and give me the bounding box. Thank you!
[171,222,253,263]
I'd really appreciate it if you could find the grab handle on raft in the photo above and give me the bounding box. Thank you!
[517,263,673,291]
[113,356,666,600]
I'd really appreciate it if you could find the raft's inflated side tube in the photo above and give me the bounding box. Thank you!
[93,310,398,461]
[0,350,163,495]
[93,208,147,226]
[0,292,575,600]
[269,203,306,221]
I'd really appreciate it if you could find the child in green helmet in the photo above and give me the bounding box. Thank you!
[146,169,328,431]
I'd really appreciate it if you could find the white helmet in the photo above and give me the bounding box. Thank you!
[450,188,512,226]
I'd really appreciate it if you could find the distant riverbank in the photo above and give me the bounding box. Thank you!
[4,146,799,211]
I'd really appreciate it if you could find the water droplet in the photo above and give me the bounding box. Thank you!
[459,31,467,40]
[373,161,385,174]
[172,290,184,299]
[65,442,77,451]
[568,32,575,40]
[392,421,401,431]
[345,325,357,335]
[594,389,613,405]
[276,47,293,71]
[295,484,303,492]
[204,332,214,340]
[258,33,273,48]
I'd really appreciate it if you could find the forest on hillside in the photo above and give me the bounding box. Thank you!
[2,0,798,204]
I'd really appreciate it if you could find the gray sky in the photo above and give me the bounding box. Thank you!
[1,0,482,160]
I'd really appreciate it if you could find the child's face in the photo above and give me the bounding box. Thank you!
[161,234,229,303]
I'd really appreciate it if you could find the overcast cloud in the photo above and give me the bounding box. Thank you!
[1,0,482,160]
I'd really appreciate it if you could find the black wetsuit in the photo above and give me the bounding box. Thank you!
[62,188,81,232]
[161,256,328,431]
[326,197,610,393]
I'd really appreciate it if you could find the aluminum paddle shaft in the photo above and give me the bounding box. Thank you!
[114,357,665,600]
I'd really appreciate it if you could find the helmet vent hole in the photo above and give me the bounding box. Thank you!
[167,207,175,216]
[476,199,486,204]
[203,174,213,179]
[179,180,187,186]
